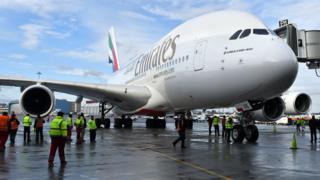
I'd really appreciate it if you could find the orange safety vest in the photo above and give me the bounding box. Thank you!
[0,115,9,132]
[10,119,19,130]
[35,118,44,128]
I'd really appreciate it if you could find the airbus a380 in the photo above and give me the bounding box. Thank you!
[0,11,311,143]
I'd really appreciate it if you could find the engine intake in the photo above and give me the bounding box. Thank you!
[20,85,55,117]
[249,97,285,121]
[281,93,311,115]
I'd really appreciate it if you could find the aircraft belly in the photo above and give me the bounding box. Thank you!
[163,70,250,109]
[163,62,288,110]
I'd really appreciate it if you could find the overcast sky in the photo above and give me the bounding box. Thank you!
[0,0,319,112]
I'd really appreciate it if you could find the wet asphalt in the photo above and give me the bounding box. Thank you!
[0,119,319,180]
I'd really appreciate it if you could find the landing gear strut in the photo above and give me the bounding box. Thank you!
[232,112,259,143]
[97,102,112,129]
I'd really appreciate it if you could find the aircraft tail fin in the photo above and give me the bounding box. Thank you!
[108,26,120,72]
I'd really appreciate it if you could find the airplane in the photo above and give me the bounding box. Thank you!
[0,10,311,143]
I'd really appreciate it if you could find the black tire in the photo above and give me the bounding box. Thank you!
[104,118,110,129]
[114,118,122,128]
[157,119,166,129]
[146,118,152,128]
[124,118,133,128]
[185,119,193,129]
[95,118,101,128]
[232,125,245,143]
[245,125,259,143]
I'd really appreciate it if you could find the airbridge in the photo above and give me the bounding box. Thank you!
[274,20,320,76]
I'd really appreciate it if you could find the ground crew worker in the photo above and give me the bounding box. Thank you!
[34,114,45,143]
[9,113,19,145]
[213,115,220,136]
[0,112,10,151]
[66,113,73,142]
[317,117,320,138]
[207,116,213,134]
[295,119,301,133]
[75,114,84,144]
[23,114,32,143]
[87,116,97,143]
[80,113,87,142]
[48,111,67,168]
[173,114,186,148]
[300,118,305,132]
[309,115,317,143]
[225,116,233,143]
[221,115,226,137]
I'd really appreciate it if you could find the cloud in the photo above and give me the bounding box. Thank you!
[19,23,70,49]
[120,11,154,21]
[8,53,27,60]
[54,65,109,80]
[19,24,47,49]
[256,0,320,29]
[142,0,251,20]
[60,50,106,62]
[0,0,81,18]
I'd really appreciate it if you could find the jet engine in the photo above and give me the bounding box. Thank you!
[249,97,285,121]
[281,93,311,115]
[20,85,55,117]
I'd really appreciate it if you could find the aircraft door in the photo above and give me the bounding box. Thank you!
[193,41,207,71]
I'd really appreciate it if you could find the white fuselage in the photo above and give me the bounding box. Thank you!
[109,11,298,114]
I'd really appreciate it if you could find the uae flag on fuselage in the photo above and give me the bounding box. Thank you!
[108,27,120,72]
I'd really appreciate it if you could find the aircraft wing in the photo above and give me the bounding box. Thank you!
[0,76,151,111]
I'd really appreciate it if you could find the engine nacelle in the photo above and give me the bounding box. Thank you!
[281,93,312,115]
[249,97,285,121]
[20,85,55,117]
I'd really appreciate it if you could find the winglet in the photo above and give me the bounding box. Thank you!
[108,26,120,72]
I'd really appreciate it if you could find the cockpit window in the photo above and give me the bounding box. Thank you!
[229,30,242,40]
[253,29,269,35]
[239,29,251,39]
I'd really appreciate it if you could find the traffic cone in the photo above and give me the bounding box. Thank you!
[290,133,298,149]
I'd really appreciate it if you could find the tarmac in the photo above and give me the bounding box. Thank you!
[0,119,320,180]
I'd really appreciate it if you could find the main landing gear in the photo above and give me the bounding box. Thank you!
[114,115,133,129]
[96,102,112,129]
[232,112,259,143]
[146,116,166,129]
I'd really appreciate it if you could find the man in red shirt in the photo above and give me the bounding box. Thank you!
[173,114,186,148]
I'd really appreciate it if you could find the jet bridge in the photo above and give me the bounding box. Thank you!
[274,20,320,77]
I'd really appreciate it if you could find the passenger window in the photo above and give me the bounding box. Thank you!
[229,30,242,40]
[253,29,269,35]
[239,29,251,38]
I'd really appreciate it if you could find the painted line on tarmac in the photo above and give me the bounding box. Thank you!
[119,137,231,179]
[145,147,232,180]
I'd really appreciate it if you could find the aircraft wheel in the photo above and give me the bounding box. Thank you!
[104,118,110,129]
[185,119,193,129]
[146,118,152,128]
[124,118,133,128]
[95,118,101,128]
[245,125,259,143]
[114,118,122,128]
[232,125,245,143]
[157,119,166,129]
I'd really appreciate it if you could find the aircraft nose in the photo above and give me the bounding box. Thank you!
[263,39,298,94]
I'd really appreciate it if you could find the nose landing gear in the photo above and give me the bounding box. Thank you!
[232,113,259,143]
